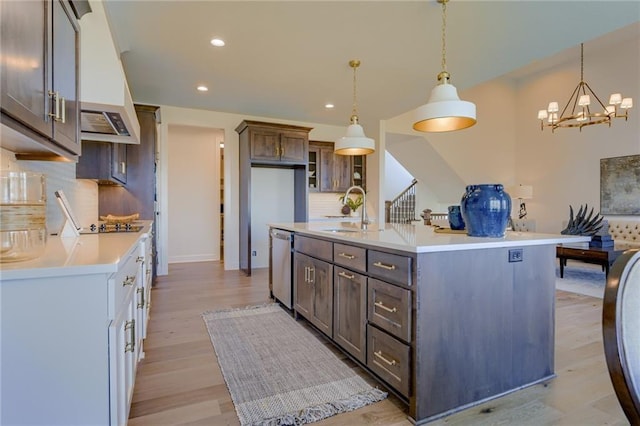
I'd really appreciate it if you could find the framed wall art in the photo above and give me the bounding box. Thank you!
[600,154,640,215]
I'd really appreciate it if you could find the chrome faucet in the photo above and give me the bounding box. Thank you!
[343,185,369,231]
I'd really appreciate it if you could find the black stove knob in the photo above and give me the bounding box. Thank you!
[115,223,122,231]
[125,223,132,231]
[90,224,97,232]
[99,223,106,232]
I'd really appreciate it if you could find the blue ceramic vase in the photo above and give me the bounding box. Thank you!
[460,184,511,237]
[447,205,465,230]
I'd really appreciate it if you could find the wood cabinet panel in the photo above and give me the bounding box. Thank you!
[280,131,308,163]
[367,324,410,397]
[76,141,127,185]
[333,243,366,273]
[333,267,367,363]
[368,278,411,343]
[0,0,80,159]
[311,141,360,193]
[295,234,333,262]
[294,251,333,337]
[368,250,412,287]
[0,0,50,138]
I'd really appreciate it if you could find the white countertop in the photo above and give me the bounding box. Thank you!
[269,221,592,253]
[0,221,153,281]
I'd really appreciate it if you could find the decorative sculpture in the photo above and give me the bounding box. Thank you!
[560,204,604,236]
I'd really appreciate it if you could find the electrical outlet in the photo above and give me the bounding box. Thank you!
[251,250,257,256]
[508,249,523,263]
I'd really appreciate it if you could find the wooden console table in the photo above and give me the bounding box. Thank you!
[556,244,625,278]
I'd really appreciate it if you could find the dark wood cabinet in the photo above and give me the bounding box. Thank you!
[76,141,127,184]
[0,0,82,160]
[294,252,333,337]
[309,141,365,193]
[239,121,308,165]
[333,266,367,363]
[236,120,311,275]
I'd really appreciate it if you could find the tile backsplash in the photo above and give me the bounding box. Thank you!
[309,192,351,219]
[1,148,98,233]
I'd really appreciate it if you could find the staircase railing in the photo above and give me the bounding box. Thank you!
[385,179,418,223]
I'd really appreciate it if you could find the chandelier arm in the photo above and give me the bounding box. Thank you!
[559,82,583,118]
[582,81,611,111]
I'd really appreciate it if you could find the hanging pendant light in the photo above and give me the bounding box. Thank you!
[413,0,476,133]
[335,60,375,156]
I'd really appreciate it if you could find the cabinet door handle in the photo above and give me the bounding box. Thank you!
[60,96,66,123]
[338,252,355,260]
[373,261,396,271]
[374,350,397,367]
[48,90,60,121]
[309,267,315,284]
[280,145,284,157]
[338,271,355,280]
[124,319,136,353]
[304,266,309,283]
[137,287,145,309]
[120,162,126,175]
[122,275,135,286]
[374,300,397,313]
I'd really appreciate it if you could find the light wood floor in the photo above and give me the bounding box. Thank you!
[129,261,628,425]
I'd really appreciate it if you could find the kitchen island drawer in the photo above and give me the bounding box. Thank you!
[367,325,410,397]
[333,243,366,273]
[295,235,332,262]
[368,278,411,342]
[368,250,412,286]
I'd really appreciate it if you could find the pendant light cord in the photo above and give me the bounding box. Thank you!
[349,60,360,123]
[441,0,447,73]
[580,43,584,82]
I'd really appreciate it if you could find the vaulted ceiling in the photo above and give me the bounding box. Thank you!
[103,1,640,131]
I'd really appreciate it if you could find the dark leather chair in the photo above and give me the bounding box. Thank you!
[603,248,640,424]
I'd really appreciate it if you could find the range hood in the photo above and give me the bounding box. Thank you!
[79,0,140,144]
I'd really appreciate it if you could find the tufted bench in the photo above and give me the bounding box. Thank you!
[608,220,640,247]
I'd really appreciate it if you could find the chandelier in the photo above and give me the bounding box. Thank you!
[413,0,476,133]
[537,43,632,132]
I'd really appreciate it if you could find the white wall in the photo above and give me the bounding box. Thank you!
[384,151,414,201]
[166,124,221,263]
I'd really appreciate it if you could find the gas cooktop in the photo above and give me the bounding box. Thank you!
[80,222,144,234]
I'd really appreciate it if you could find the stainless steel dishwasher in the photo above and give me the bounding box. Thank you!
[270,229,293,308]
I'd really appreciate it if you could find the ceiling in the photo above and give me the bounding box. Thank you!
[102,1,640,132]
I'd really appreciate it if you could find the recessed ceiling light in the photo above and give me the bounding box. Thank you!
[325,103,335,109]
[197,85,209,92]
[210,38,225,47]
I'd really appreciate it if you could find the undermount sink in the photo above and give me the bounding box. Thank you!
[320,228,361,233]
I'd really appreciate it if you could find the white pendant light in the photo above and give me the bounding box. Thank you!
[335,60,375,156]
[413,0,476,133]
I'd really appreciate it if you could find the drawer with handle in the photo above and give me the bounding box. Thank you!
[367,324,410,397]
[295,235,333,262]
[109,246,140,318]
[368,278,411,342]
[368,250,412,286]
[333,243,366,273]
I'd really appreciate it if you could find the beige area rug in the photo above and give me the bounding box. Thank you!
[202,304,388,425]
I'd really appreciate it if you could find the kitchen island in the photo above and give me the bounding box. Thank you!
[269,221,590,424]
